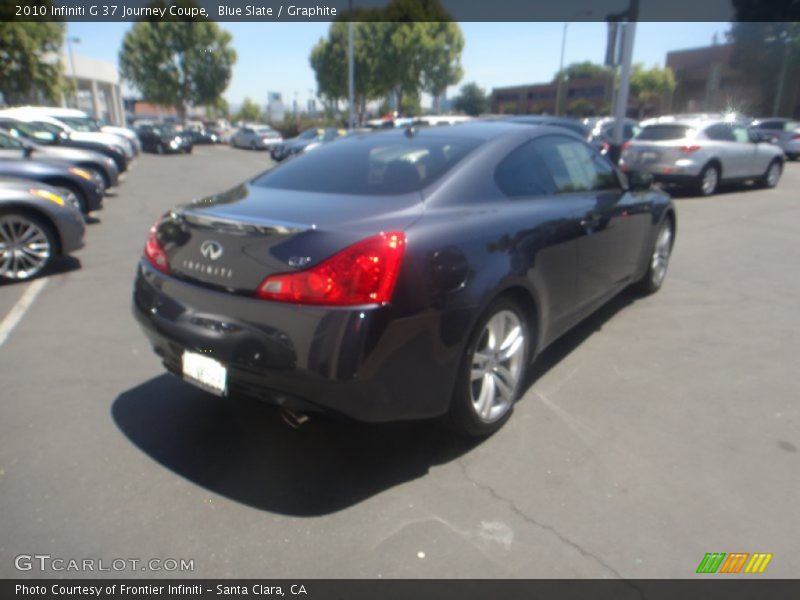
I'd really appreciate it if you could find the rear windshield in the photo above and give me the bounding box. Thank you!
[636,125,693,141]
[252,135,482,195]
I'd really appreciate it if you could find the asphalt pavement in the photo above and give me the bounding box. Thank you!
[1,145,798,579]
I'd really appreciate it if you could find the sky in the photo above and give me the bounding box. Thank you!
[66,21,729,109]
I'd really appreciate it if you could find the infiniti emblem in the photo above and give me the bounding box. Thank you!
[200,240,224,261]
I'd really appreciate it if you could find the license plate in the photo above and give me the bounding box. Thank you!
[182,351,227,396]
[640,151,659,162]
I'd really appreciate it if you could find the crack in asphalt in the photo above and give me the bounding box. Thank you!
[456,459,644,598]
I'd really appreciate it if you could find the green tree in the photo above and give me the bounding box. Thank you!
[629,64,676,118]
[453,82,489,116]
[0,22,67,105]
[235,98,261,122]
[553,61,611,83]
[119,8,236,119]
[309,0,464,121]
[567,98,595,117]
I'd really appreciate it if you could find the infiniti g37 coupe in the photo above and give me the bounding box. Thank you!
[133,122,676,436]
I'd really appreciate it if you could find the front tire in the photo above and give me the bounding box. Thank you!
[635,217,674,295]
[759,159,782,188]
[0,211,57,282]
[446,298,530,437]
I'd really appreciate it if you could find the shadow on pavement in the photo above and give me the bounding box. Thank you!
[112,288,640,516]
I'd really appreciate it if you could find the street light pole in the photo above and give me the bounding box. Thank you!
[347,0,355,128]
[772,35,790,117]
[66,36,80,108]
[554,22,569,116]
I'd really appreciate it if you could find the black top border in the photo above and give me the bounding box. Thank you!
[4,0,800,22]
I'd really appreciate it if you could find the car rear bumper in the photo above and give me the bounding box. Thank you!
[132,261,460,422]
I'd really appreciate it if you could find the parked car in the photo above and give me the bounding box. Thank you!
[184,128,221,145]
[230,125,282,150]
[13,106,142,155]
[585,117,641,155]
[0,129,119,190]
[136,124,193,155]
[0,178,85,281]
[621,116,784,196]
[750,118,800,160]
[133,121,675,436]
[0,115,130,173]
[0,109,136,160]
[270,127,345,161]
[501,115,590,138]
[0,154,104,215]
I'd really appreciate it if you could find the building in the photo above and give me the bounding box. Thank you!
[491,75,614,116]
[61,52,126,126]
[667,43,800,117]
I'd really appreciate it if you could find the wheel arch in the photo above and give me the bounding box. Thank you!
[0,203,63,255]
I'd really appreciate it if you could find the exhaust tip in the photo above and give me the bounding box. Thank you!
[281,408,310,429]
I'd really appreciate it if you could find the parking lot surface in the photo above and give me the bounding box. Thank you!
[1,146,798,578]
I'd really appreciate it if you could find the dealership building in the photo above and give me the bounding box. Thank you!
[61,52,126,126]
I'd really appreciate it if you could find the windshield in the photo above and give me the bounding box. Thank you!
[255,127,276,135]
[252,135,482,195]
[637,125,694,141]
[298,128,322,140]
[58,116,100,132]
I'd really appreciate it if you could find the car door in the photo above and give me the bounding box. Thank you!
[492,137,587,340]
[534,135,651,310]
[703,123,745,178]
[0,132,27,159]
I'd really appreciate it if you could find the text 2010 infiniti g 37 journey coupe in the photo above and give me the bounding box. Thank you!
[133,122,675,436]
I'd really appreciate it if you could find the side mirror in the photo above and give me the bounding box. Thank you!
[627,171,653,192]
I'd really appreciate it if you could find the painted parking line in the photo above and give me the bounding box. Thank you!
[0,278,48,348]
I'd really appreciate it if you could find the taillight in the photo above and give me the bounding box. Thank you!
[601,142,610,154]
[144,219,170,274]
[791,134,800,140]
[621,141,632,151]
[679,145,702,154]
[256,232,406,306]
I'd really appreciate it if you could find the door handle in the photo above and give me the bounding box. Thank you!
[580,213,601,232]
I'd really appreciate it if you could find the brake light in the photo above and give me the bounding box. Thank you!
[144,219,170,274]
[791,134,800,140]
[621,141,631,151]
[679,145,702,154]
[257,232,406,306]
[601,142,610,154]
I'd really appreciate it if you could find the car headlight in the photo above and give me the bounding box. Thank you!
[68,167,92,180]
[29,188,65,206]
[170,139,179,148]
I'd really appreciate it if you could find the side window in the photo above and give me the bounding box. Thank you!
[494,140,557,197]
[731,126,750,143]
[0,134,23,149]
[535,136,619,193]
[758,121,782,130]
[704,124,736,142]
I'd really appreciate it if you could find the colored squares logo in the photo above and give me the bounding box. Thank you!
[696,553,773,574]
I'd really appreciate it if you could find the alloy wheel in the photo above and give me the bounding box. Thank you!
[0,215,53,280]
[766,162,781,187]
[701,166,718,195]
[469,310,526,423]
[650,222,673,287]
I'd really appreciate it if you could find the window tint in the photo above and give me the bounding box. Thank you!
[757,121,782,130]
[637,125,693,141]
[253,135,482,195]
[496,136,618,197]
[0,133,24,149]
[704,124,736,142]
[495,140,556,197]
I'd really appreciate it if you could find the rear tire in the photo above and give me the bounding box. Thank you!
[445,298,530,437]
[0,210,57,282]
[695,163,719,196]
[635,217,674,295]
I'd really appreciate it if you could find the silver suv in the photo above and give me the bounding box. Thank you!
[621,117,784,196]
